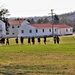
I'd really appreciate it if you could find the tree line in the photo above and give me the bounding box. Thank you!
[26,15,75,32]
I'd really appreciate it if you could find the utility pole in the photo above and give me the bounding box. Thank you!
[51,9,54,37]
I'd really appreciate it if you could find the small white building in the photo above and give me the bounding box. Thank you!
[7,20,24,37]
[0,20,6,38]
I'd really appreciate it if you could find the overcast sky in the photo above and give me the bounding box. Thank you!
[0,0,75,17]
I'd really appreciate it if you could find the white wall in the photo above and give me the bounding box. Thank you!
[0,20,6,37]
[18,22,36,37]
[57,28,73,35]
[7,25,20,37]
[35,28,52,37]
[65,28,73,35]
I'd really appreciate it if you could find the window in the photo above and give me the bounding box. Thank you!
[36,29,38,33]
[42,29,44,32]
[12,26,14,28]
[66,29,68,32]
[18,26,20,28]
[12,33,14,35]
[0,30,2,32]
[29,30,32,33]
[21,30,24,33]
[6,32,9,35]
[55,29,56,32]
[49,29,51,32]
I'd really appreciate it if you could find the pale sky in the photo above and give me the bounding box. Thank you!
[0,0,75,17]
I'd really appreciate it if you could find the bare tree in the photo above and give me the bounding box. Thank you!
[0,5,10,32]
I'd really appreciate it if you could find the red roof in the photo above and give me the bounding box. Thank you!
[31,24,72,29]
[8,20,24,25]
[54,24,73,28]
[8,20,73,29]
[31,23,53,28]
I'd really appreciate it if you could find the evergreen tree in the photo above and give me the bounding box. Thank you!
[53,15,59,24]
[37,19,41,24]
[43,17,49,23]
[30,18,35,24]
[27,19,31,23]
[37,18,44,24]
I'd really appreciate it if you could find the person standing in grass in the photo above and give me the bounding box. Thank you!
[20,36,24,44]
[6,38,9,45]
[28,37,31,44]
[53,36,56,44]
[38,37,41,44]
[44,36,46,44]
[56,36,60,44]
[15,37,18,44]
[0,38,2,46]
[32,37,35,45]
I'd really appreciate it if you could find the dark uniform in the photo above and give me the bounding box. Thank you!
[28,37,31,44]
[32,37,35,44]
[44,36,46,44]
[38,37,40,44]
[54,36,56,44]
[57,36,60,44]
[6,38,9,45]
[20,36,24,44]
[15,37,18,44]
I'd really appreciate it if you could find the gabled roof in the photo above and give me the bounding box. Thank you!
[30,23,53,28]
[8,20,24,25]
[7,20,73,29]
[31,23,73,29]
[54,24,73,28]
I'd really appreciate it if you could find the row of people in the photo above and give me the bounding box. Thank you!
[19,36,60,45]
[16,36,47,45]
[0,36,60,45]
[0,38,9,45]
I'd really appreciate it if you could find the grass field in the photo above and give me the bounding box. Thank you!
[0,35,75,75]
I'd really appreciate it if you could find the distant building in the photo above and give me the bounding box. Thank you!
[7,20,24,37]
[18,20,73,37]
[0,20,73,38]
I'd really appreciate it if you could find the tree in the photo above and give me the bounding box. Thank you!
[0,8,9,19]
[53,14,59,24]
[43,17,49,23]
[3,18,10,31]
[27,19,31,23]
[0,7,10,32]
[37,19,41,24]
[37,18,44,24]
[60,17,68,24]
[30,18,35,24]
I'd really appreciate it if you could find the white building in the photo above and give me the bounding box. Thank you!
[18,20,73,37]
[54,24,73,36]
[7,20,24,37]
[0,20,6,38]
[18,20,36,37]
[2,20,73,38]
